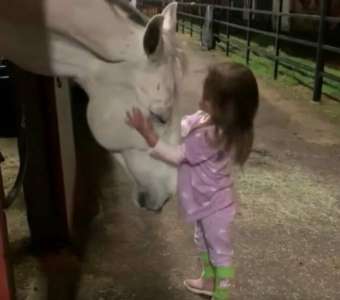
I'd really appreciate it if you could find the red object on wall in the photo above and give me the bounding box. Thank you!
[0,153,15,300]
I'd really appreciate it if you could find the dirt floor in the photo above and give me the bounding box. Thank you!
[1,34,340,300]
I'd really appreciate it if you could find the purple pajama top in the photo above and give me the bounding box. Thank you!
[150,110,235,223]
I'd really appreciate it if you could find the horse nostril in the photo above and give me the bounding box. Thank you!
[138,192,147,208]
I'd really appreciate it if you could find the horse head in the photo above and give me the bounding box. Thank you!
[0,1,185,211]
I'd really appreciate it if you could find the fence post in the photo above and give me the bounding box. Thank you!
[201,5,214,50]
[200,5,203,42]
[313,0,327,102]
[190,3,193,37]
[245,0,253,65]
[273,0,283,80]
[212,0,219,49]
[182,2,185,34]
[211,5,217,50]
[225,0,231,56]
[176,6,179,32]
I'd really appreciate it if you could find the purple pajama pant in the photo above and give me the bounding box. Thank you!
[194,204,236,267]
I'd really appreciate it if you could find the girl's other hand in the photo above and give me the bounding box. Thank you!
[125,107,153,136]
[125,107,158,147]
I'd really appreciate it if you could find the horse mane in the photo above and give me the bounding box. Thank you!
[106,0,148,26]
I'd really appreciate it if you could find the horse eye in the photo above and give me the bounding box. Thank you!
[156,83,160,91]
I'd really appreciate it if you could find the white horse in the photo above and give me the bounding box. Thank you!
[0,0,185,211]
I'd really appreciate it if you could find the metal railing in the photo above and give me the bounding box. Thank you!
[139,0,340,102]
[179,0,340,102]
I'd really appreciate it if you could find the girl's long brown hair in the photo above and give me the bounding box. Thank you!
[203,62,259,166]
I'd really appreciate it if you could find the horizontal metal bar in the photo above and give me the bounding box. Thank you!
[176,12,340,97]
[327,16,340,23]
[217,42,244,53]
[252,52,314,77]
[218,37,316,74]
[179,12,340,54]
[178,12,205,20]
[219,36,340,84]
[178,2,340,23]
[274,56,315,73]
[213,4,272,15]
[321,71,340,83]
[278,32,317,48]
[215,19,276,37]
[323,44,340,55]
[179,13,340,54]
[177,21,202,33]
[215,19,318,48]
[278,60,314,77]
[178,2,207,8]
[141,0,164,4]
[220,38,245,49]
[219,40,328,84]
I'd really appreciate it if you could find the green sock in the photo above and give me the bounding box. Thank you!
[200,252,215,279]
[213,266,235,300]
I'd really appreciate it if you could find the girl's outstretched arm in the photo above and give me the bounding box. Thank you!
[125,107,185,166]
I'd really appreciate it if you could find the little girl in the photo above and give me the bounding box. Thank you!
[126,62,259,300]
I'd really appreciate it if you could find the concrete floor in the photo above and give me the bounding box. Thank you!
[2,35,340,300]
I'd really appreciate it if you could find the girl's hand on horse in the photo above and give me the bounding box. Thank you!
[125,107,159,147]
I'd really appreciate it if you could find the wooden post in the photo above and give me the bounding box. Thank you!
[10,66,71,253]
[0,153,16,300]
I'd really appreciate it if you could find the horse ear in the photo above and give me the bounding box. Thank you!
[143,2,178,60]
[162,2,177,33]
[143,15,164,58]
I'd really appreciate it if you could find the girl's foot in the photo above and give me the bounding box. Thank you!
[212,266,234,300]
[211,278,232,300]
[184,277,214,296]
[184,252,215,296]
